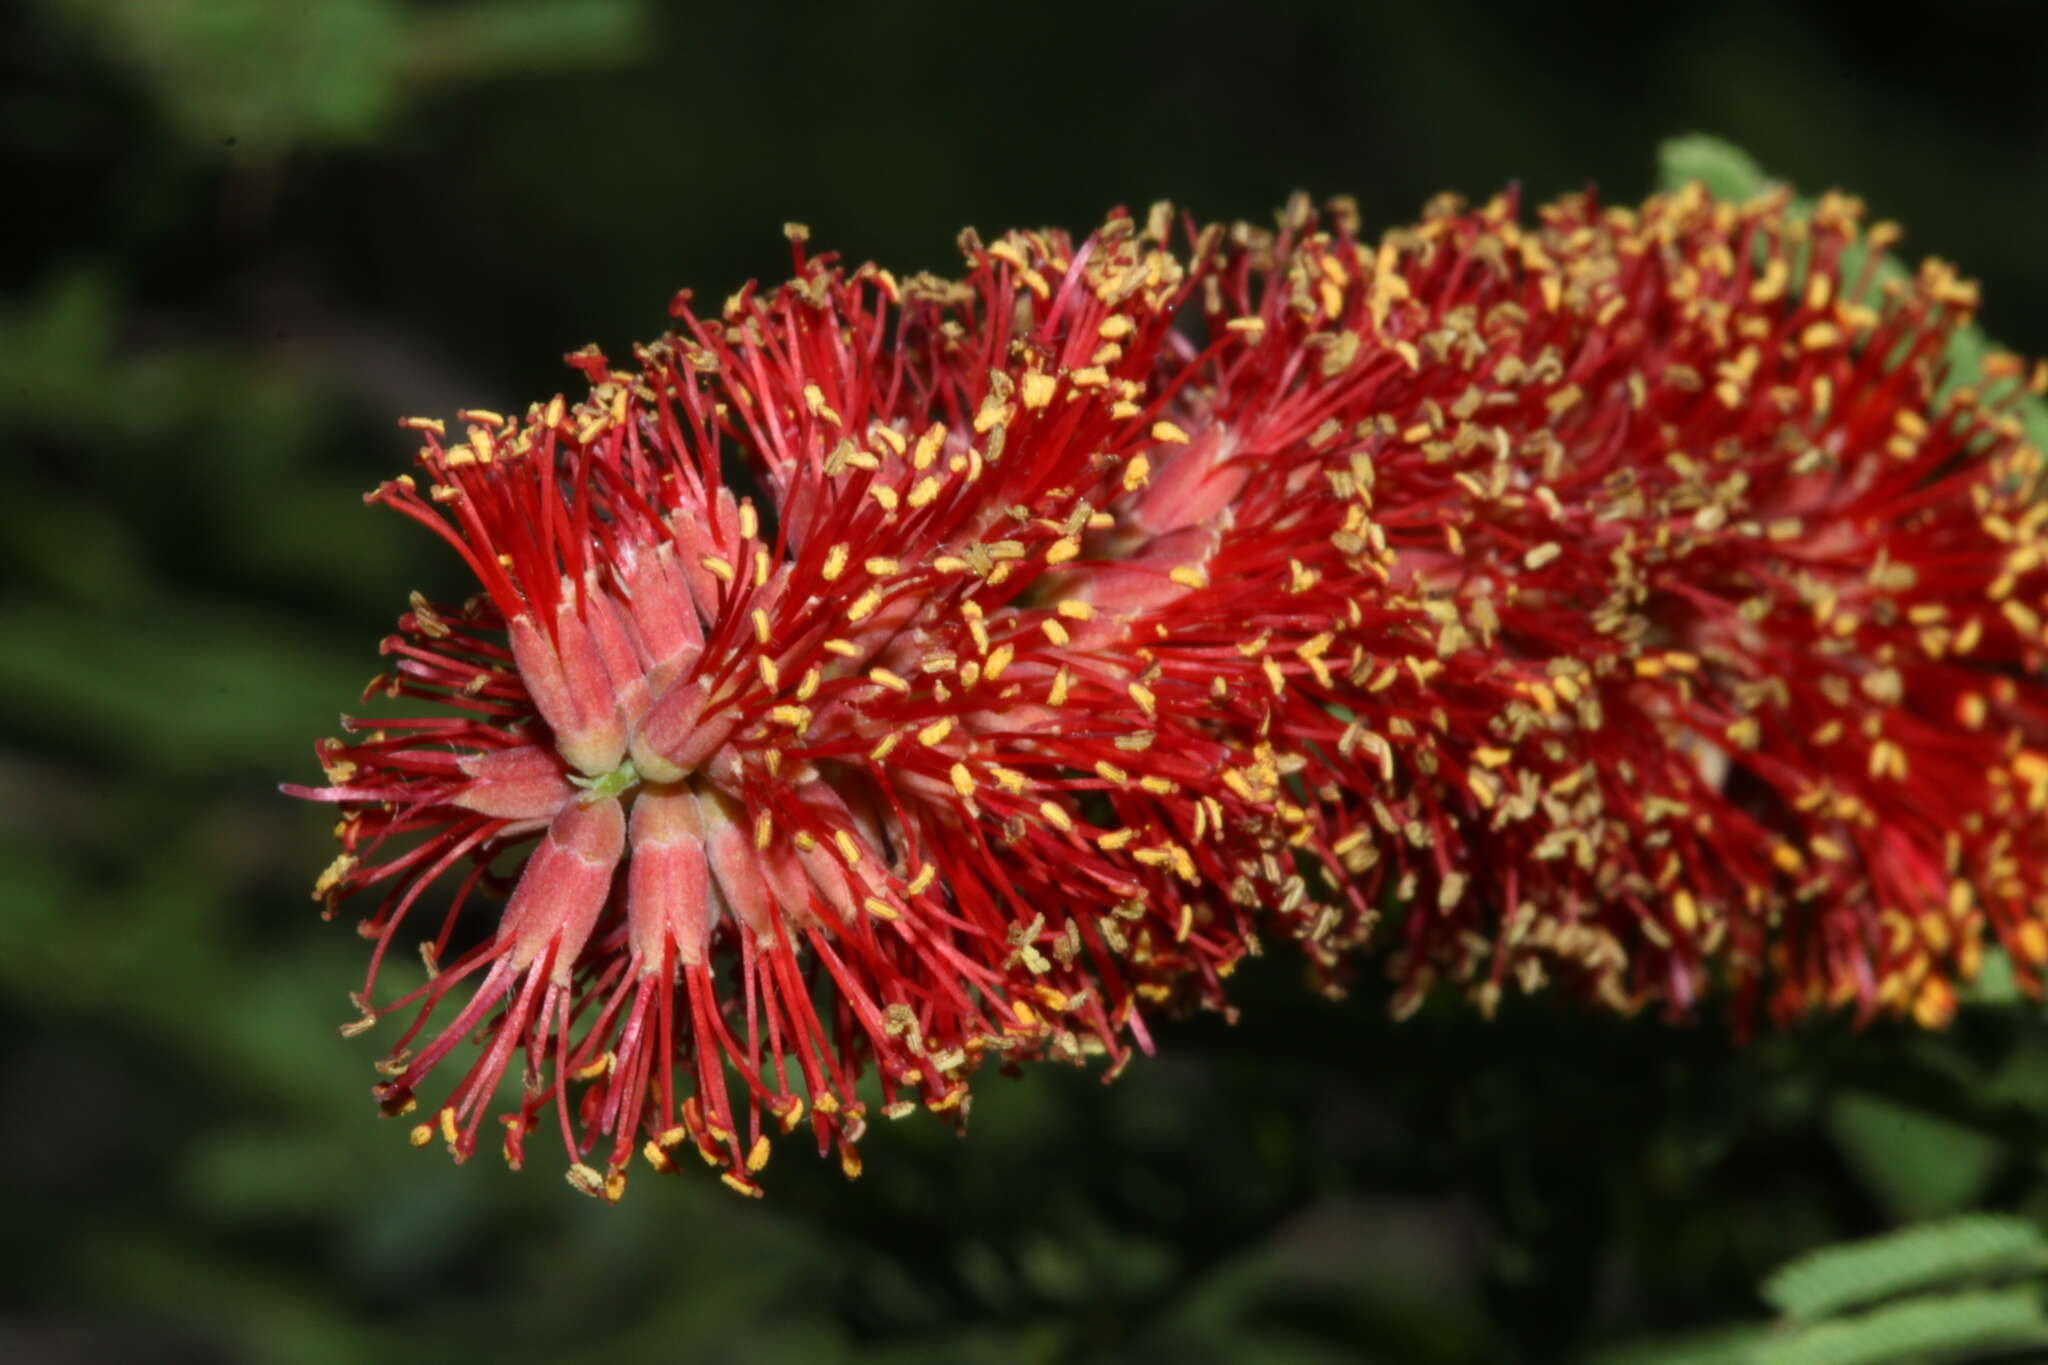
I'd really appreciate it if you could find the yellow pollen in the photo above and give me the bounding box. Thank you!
[913,423,946,469]
[1021,372,1058,408]
[803,383,841,425]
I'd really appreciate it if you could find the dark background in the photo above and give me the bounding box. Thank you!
[7,2,2048,1362]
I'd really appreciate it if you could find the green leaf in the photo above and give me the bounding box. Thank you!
[1753,1287,2048,1365]
[1656,135,1772,202]
[1579,1324,1770,1365]
[1762,1216,2048,1323]
[1828,1092,2003,1221]
[51,0,407,152]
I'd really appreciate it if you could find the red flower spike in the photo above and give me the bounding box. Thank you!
[289,213,1262,1197]
[292,187,2048,1198]
[1161,186,2048,1030]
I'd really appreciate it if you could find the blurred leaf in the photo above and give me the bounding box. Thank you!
[1761,1215,2047,1322]
[51,0,407,152]
[1753,1287,2048,1365]
[1959,949,2022,1008]
[0,599,362,775]
[41,0,648,156]
[1657,135,1771,202]
[1581,1324,1771,1365]
[1829,1092,2004,1221]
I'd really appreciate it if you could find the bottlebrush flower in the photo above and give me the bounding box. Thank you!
[1164,186,2048,1032]
[293,183,2048,1198]
[288,219,1280,1197]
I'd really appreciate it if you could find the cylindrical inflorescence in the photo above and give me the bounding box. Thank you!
[289,185,2048,1197]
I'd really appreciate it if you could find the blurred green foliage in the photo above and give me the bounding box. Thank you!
[7,3,2048,1362]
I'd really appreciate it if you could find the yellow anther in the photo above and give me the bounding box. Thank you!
[803,383,841,425]
[913,423,946,469]
[1020,372,1058,409]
